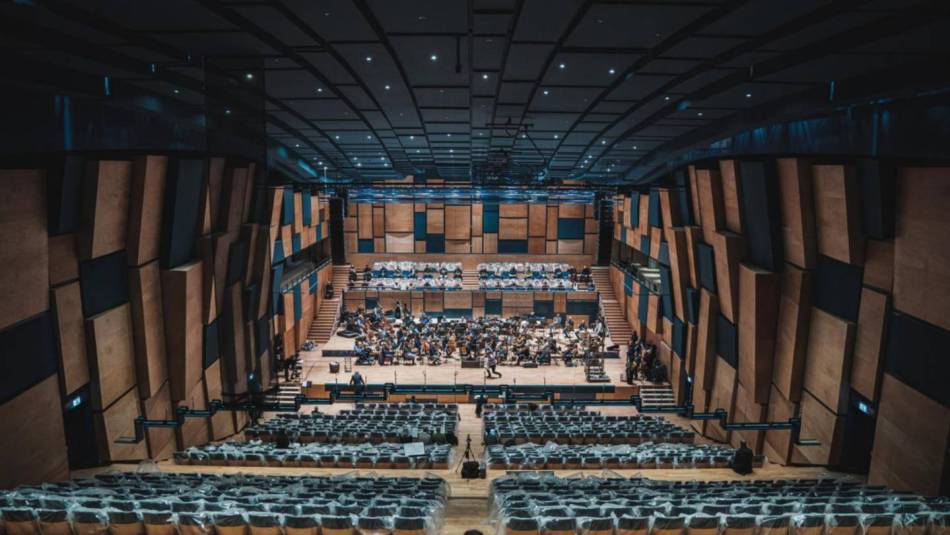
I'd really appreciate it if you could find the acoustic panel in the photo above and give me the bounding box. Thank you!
[80,250,131,319]
[95,385,148,462]
[175,377,209,449]
[851,288,888,402]
[696,167,725,243]
[0,169,48,331]
[694,290,718,391]
[737,264,781,404]
[773,267,813,402]
[127,155,167,266]
[385,232,414,253]
[763,384,797,465]
[863,239,894,292]
[795,389,843,466]
[483,204,499,233]
[777,158,817,269]
[558,239,584,255]
[528,204,547,237]
[426,207,444,234]
[707,356,737,442]
[445,239,471,254]
[49,156,84,235]
[893,167,950,331]
[499,239,528,254]
[219,167,248,233]
[161,261,204,401]
[546,206,558,240]
[868,373,950,496]
[85,304,136,410]
[803,307,856,414]
[372,206,384,237]
[696,242,716,292]
[719,160,742,234]
[0,376,68,488]
[51,283,89,396]
[357,204,373,238]
[49,233,80,287]
[712,232,743,322]
[80,160,132,260]
[813,164,863,265]
[160,158,204,269]
[716,315,738,369]
[385,203,414,233]
[471,203,483,237]
[445,204,472,240]
[501,203,528,218]
[857,159,896,240]
[204,359,235,440]
[499,217,528,240]
[738,160,783,272]
[556,218,585,240]
[128,262,167,400]
[140,381,175,460]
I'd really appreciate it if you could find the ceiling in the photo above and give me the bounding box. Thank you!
[2,0,950,183]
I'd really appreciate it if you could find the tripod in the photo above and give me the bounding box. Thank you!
[455,434,480,476]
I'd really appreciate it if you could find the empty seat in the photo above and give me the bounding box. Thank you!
[2,508,36,535]
[321,515,355,535]
[392,517,426,535]
[581,517,615,535]
[177,514,210,535]
[543,517,578,535]
[36,509,70,535]
[356,516,391,535]
[141,512,176,535]
[651,516,686,535]
[107,511,143,535]
[686,515,719,535]
[617,516,649,535]
[72,510,109,535]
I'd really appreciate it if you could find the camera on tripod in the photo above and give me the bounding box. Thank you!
[459,435,485,480]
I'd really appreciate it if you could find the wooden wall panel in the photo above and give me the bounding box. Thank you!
[140,381,175,460]
[803,307,856,414]
[424,291,443,312]
[707,356,737,443]
[851,288,888,401]
[357,204,373,238]
[444,291,473,310]
[558,204,585,219]
[719,160,743,234]
[773,266,814,402]
[737,264,781,404]
[546,206,558,240]
[502,292,534,308]
[49,233,80,286]
[385,203,414,233]
[666,228,688,320]
[894,167,950,331]
[869,374,950,496]
[372,206,385,237]
[696,167,725,243]
[385,233,414,253]
[0,169,48,331]
[583,233,598,256]
[161,261,203,401]
[426,207,444,234]
[176,377,210,449]
[483,233,498,253]
[863,239,894,292]
[558,239,584,255]
[445,205,472,240]
[80,160,132,260]
[528,204,547,237]
[499,217,528,240]
[658,189,680,229]
[204,359,235,440]
[127,155,167,266]
[554,292,567,314]
[500,204,528,218]
[763,385,797,465]
[202,158,225,234]
[777,158,817,269]
[51,282,89,396]
[813,164,863,265]
[528,237,546,254]
[712,231,743,322]
[0,376,69,488]
[97,385,148,461]
[794,389,842,466]
[694,290,718,391]
[128,262,167,399]
[684,226,701,289]
[219,168,247,233]
[730,380,767,454]
[471,204,483,237]
[222,284,247,394]
[86,304,136,409]
[446,239,471,253]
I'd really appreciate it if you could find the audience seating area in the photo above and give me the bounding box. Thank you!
[245,405,459,445]
[483,406,692,445]
[491,475,949,535]
[478,262,594,291]
[175,441,454,469]
[486,442,743,470]
[0,473,446,535]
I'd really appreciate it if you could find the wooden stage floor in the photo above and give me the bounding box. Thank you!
[300,333,632,387]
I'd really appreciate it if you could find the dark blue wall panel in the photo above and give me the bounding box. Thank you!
[697,243,717,293]
[160,158,204,269]
[717,315,738,368]
[557,218,585,240]
[426,234,445,253]
[358,239,374,253]
[483,203,499,233]
[414,212,427,240]
[738,160,784,271]
[814,255,862,322]
[498,239,528,253]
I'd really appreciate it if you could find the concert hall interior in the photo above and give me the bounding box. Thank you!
[1,1,950,533]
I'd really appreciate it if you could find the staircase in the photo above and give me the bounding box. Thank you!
[329,264,350,297]
[639,384,676,410]
[308,297,341,344]
[590,266,633,345]
[461,269,480,290]
[263,381,301,407]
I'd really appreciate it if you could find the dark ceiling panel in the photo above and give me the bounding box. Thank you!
[567,3,714,48]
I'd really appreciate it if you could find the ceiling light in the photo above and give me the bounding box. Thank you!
[697,112,704,117]
[335,135,340,140]
[449,149,454,153]
[559,63,566,70]
[384,84,391,90]
[366,135,372,139]
[418,15,427,20]
[380,157,385,161]
[521,134,527,139]
[664,96,670,101]
[482,73,489,80]
[553,134,559,139]
[745,93,752,98]
[601,140,606,145]
[409,135,415,140]
[365,56,373,62]
[633,145,637,150]
[225,109,231,115]
[430,54,438,61]
[416,149,421,153]
[354,157,359,160]
[357,163,362,167]
[245,73,254,80]
[608,68,616,75]
[543,89,549,95]
[317,88,323,93]
[173,89,180,94]
[447,133,452,137]
[294,143,300,148]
